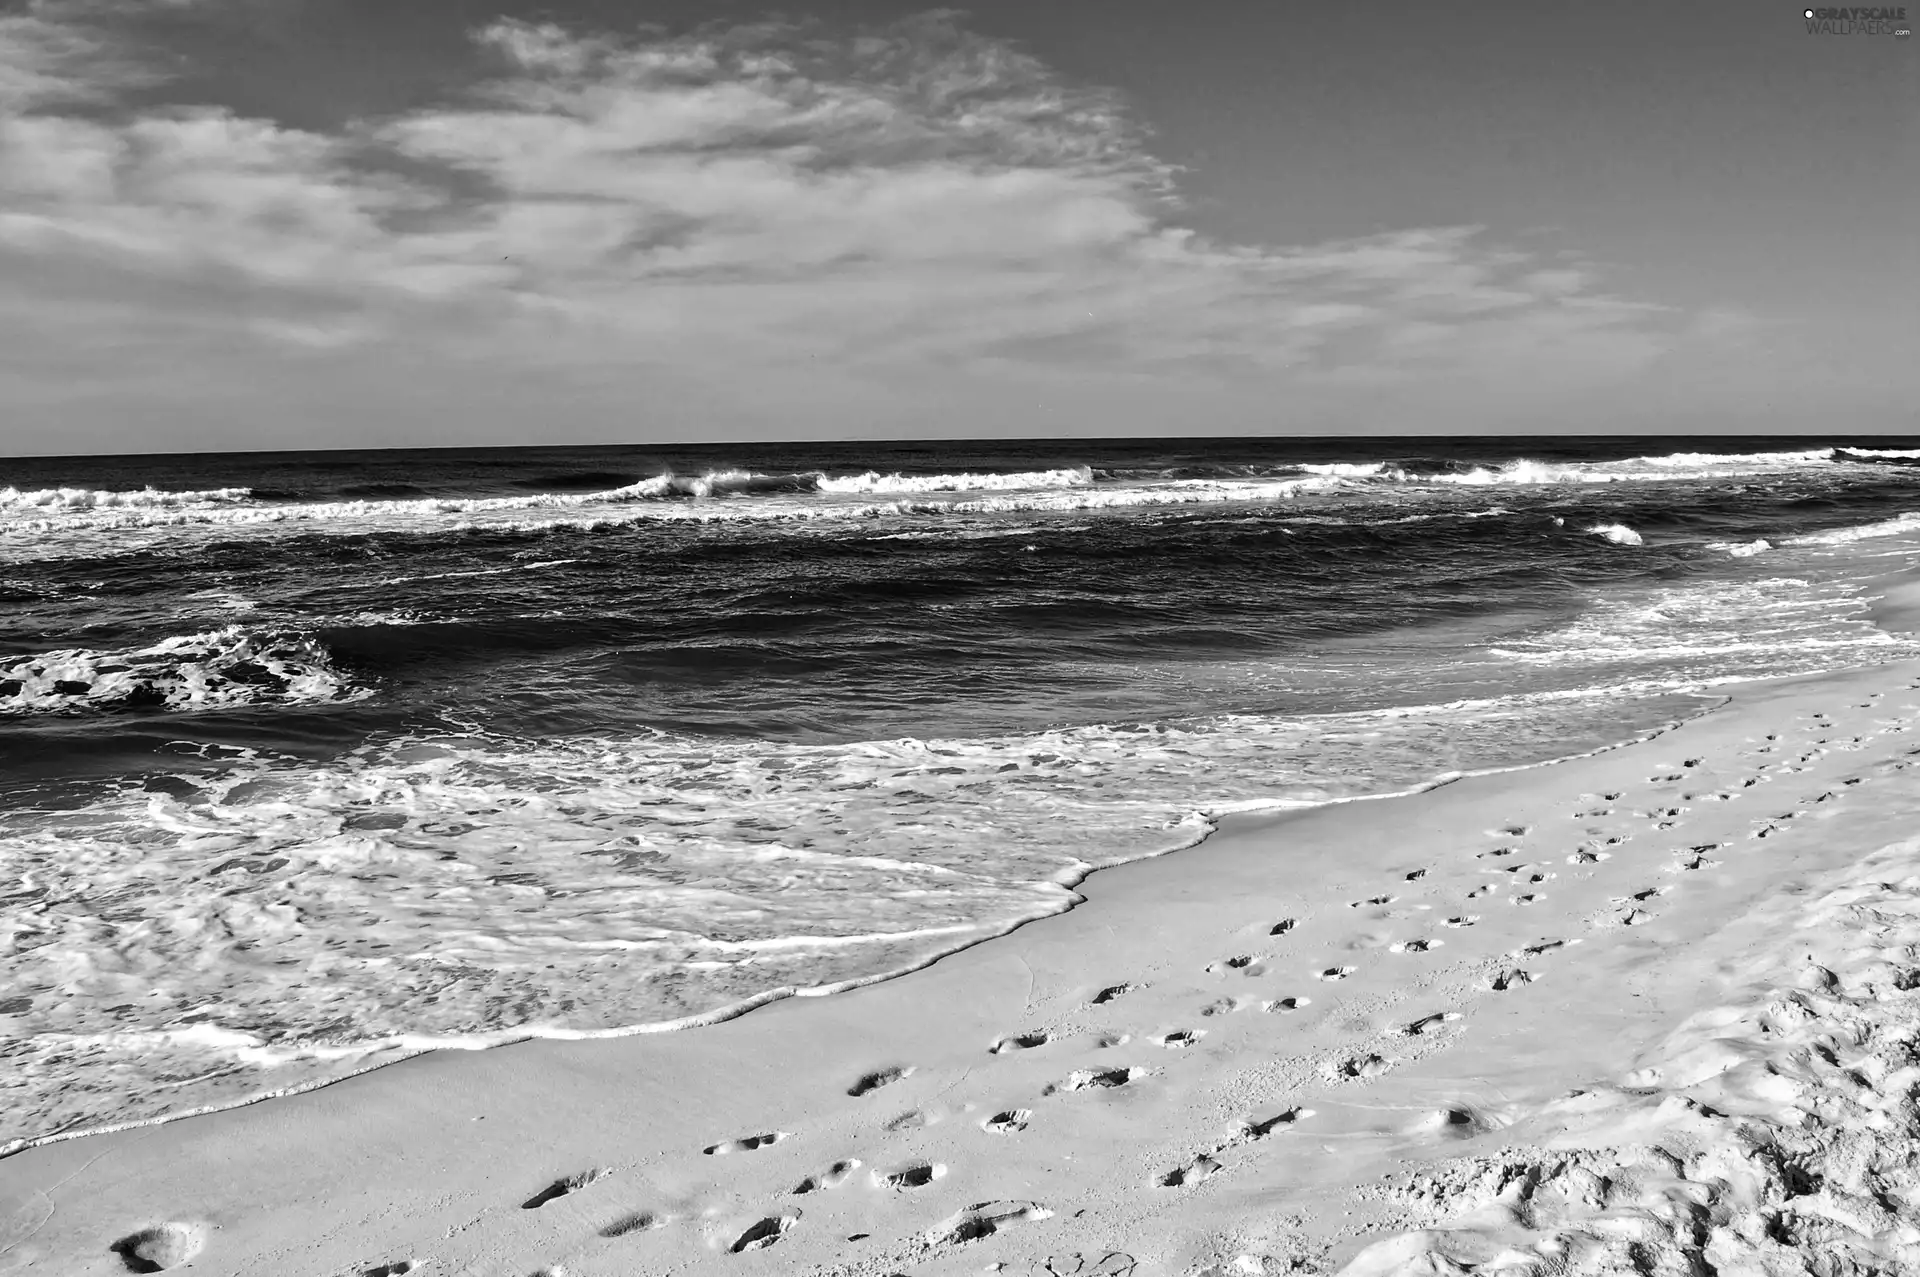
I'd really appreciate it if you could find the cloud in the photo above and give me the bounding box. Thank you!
[0,8,1736,451]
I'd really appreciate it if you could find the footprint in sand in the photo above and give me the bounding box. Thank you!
[1404,869,1428,882]
[1423,1104,1504,1141]
[1090,983,1138,1006]
[1241,1108,1313,1139]
[1510,894,1543,906]
[1048,1067,1147,1094]
[703,1132,787,1155]
[728,1213,799,1253]
[1199,997,1242,1016]
[1489,969,1535,992]
[926,1200,1053,1245]
[1317,965,1355,981]
[1443,915,1479,928]
[792,1160,861,1194]
[1568,849,1609,864]
[1388,939,1441,954]
[1478,847,1518,859]
[1262,996,1311,1013]
[1156,1029,1206,1049]
[1466,883,1497,898]
[361,1264,417,1277]
[523,1168,610,1209]
[990,1031,1049,1054]
[1348,895,1395,908]
[600,1211,666,1237]
[848,1066,914,1097]
[1402,1011,1462,1036]
[1269,918,1297,936]
[1332,1053,1391,1080]
[1206,954,1266,976]
[1515,938,1577,959]
[110,1224,205,1273]
[1155,1153,1221,1187]
[983,1109,1031,1134]
[873,1162,946,1191]
[1043,1253,1138,1276]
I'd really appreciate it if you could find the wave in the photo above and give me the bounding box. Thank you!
[0,473,1352,546]
[1297,461,1409,479]
[0,484,253,511]
[1784,512,1920,547]
[1586,523,1644,546]
[0,626,362,714]
[1094,449,1848,490]
[1708,538,1771,557]
[0,446,1904,554]
[626,469,820,498]
[849,476,1346,517]
[816,466,1094,495]
[1429,449,1837,487]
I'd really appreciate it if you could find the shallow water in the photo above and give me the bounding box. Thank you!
[3,434,1918,1149]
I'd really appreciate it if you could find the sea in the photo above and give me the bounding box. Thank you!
[4,434,1920,1153]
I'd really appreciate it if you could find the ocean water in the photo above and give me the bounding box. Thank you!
[3,434,1920,1151]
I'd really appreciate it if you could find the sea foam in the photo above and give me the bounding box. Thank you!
[1,626,362,714]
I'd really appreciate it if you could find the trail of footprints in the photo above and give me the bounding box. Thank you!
[304,703,1902,1272]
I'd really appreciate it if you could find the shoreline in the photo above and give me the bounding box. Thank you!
[0,689,1731,1165]
[4,653,1920,1274]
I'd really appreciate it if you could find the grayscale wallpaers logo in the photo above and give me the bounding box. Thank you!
[1804,6,1911,35]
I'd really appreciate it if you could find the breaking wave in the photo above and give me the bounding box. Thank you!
[817,466,1095,494]
[0,484,253,511]
[0,626,363,714]
[0,448,1906,558]
[1785,512,1920,547]
[1587,523,1644,546]
[1430,449,1838,487]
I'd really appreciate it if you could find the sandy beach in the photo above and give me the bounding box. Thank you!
[3,645,1919,1276]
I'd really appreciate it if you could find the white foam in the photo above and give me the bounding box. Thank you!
[1586,522,1644,546]
[1784,511,1920,546]
[1297,461,1407,479]
[1708,538,1771,557]
[1431,449,1836,487]
[816,466,1094,494]
[0,484,253,511]
[1486,576,1910,673]
[0,677,1723,1150]
[0,626,362,714]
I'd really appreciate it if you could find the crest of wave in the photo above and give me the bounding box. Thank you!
[1297,461,1410,479]
[0,485,253,511]
[1585,522,1644,546]
[1439,450,1836,486]
[817,466,1095,495]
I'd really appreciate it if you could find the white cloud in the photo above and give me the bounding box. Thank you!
[0,9,1739,451]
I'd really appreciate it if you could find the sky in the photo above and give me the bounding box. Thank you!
[0,0,1913,456]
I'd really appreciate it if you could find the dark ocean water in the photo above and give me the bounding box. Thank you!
[3,434,1920,1151]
